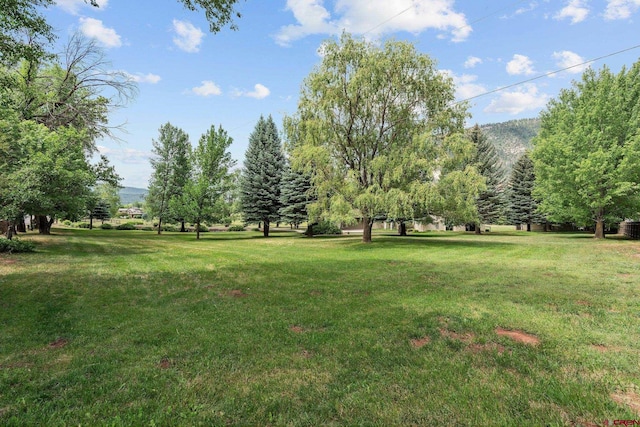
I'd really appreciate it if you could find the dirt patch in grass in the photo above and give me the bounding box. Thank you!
[309,290,322,296]
[439,328,475,343]
[219,289,248,298]
[576,300,591,306]
[49,338,69,349]
[290,326,305,333]
[495,328,540,345]
[159,358,171,369]
[591,344,624,352]
[300,349,313,359]
[611,390,640,415]
[410,336,430,348]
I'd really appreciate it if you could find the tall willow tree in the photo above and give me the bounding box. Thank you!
[287,33,480,243]
[532,61,640,238]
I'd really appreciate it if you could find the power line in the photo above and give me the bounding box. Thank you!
[456,43,640,104]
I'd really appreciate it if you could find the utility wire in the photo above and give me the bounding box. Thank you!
[455,43,640,104]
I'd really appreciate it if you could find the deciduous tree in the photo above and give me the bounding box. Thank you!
[532,61,640,238]
[287,33,479,243]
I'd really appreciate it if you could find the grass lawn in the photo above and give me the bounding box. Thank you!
[1,228,639,425]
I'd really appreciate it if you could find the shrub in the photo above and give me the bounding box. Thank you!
[197,224,209,232]
[312,221,342,236]
[0,237,36,253]
[76,222,90,229]
[62,220,72,226]
[116,223,137,230]
[140,226,154,231]
[100,223,113,230]
[227,225,246,232]
[161,224,178,232]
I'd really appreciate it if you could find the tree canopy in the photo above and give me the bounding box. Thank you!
[287,33,481,243]
[532,61,640,238]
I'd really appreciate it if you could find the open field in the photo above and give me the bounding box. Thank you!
[1,229,639,425]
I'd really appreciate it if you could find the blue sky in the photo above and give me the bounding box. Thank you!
[43,0,640,188]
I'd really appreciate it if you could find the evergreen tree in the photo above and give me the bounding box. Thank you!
[469,124,505,233]
[146,122,191,234]
[240,115,285,237]
[279,164,312,229]
[507,152,544,231]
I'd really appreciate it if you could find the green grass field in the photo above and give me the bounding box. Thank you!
[1,229,639,426]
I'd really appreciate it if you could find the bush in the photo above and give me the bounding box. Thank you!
[312,221,342,236]
[0,237,36,253]
[116,222,137,230]
[227,225,246,232]
[161,224,178,232]
[100,223,113,230]
[141,226,154,231]
[197,224,209,232]
[76,222,90,229]
[62,220,72,226]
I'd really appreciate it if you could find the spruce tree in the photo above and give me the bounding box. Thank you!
[469,124,505,233]
[508,152,544,231]
[279,164,312,229]
[240,116,285,237]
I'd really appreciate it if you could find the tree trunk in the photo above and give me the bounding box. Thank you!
[362,215,373,243]
[526,223,531,232]
[37,215,52,234]
[6,221,14,240]
[398,221,407,236]
[475,223,482,235]
[263,221,270,237]
[180,221,186,232]
[305,223,314,237]
[89,215,94,230]
[17,218,26,233]
[595,219,605,239]
[196,221,200,240]
[157,217,162,235]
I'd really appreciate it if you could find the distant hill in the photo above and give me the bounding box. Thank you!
[119,187,148,205]
[478,118,541,174]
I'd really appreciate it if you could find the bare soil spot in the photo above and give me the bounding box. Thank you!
[219,289,248,298]
[591,344,608,352]
[611,390,640,415]
[309,290,322,296]
[439,328,475,343]
[576,300,591,306]
[300,349,313,359]
[49,338,69,349]
[1,258,17,265]
[290,326,305,333]
[495,328,540,345]
[159,358,171,369]
[468,343,508,354]
[410,336,430,348]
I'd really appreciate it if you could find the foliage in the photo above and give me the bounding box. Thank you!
[311,220,342,235]
[76,222,91,228]
[0,236,35,252]
[178,0,243,32]
[532,61,640,238]
[171,125,234,240]
[287,33,481,243]
[0,0,55,65]
[115,222,136,230]
[240,115,285,237]
[100,223,113,230]
[468,125,505,230]
[279,164,313,228]
[146,122,191,234]
[507,152,545,229]
[227,224,245,231]
[159,224,178,232]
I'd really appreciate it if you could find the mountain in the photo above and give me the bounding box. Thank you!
[119,186,148,205]
[478,118,541,174]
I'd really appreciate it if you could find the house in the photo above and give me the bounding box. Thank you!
[117,207,144,219]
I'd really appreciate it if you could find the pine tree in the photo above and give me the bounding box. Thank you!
[469,124,505,233]
[146,122,191,234]
[240,116,285,237]
[508,152,544,231]
[279,164,312,229]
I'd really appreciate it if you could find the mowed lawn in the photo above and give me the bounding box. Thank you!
[1,229,639,426]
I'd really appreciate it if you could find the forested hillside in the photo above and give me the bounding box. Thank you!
[478,118,541,174]
[119,187,148,205]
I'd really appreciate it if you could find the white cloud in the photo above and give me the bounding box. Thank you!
[554,0,590,23]
[79,17,121,48]
[275,0,471,46]
[232,83,271,99]
[191,81,222,97]
[484,84,549,115]
[126,72,162,84]
[464,56,482,69]
[172,20,204,53]
[604,0,640,19]
[97,145,152,165]
[441,70,487,101]
[57,0,108,14]
[552,50,588,74]
[506,54,535,75]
